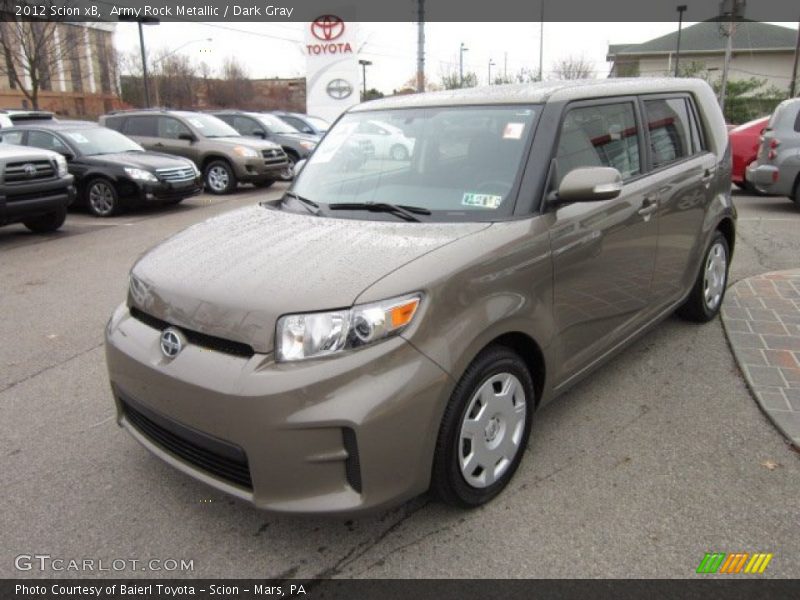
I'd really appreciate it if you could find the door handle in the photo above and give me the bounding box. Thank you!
[154,142,165,148]
[701,168,715,184]
[637,197,658,217]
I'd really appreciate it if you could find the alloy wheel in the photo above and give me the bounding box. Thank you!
[703,241,727,311]
[88,182,115,216]
[207,166,230,192]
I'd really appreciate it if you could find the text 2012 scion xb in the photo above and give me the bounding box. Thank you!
[106,79,735,514]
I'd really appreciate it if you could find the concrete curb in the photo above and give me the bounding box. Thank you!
[721,269,800,447]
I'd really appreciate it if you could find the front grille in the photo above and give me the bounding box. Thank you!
[121,395,253,490]
[261,148,288,167]
[129,306,255,358]
[156,166,196,182]
[3,159,55,183]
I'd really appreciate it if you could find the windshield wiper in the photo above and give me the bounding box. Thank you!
[328,202,430,223]
[283,191,320,215]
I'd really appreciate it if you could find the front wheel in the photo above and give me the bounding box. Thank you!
[390,144,409,161]
[677,231,730,322]
[23,205,67,233]
[431,345,534,508]
[279,153,297,181]
[85,179,119,217]
[204,160,236,195]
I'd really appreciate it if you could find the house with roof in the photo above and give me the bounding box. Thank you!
[607,20,799,95]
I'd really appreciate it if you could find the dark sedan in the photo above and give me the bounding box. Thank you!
[0,120,203,217]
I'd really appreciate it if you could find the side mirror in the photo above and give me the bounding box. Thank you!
[178,132,195,142]
[60,150,75,161]
[253,129,267,139]
[556,166,623,203]
[293,159,307,176]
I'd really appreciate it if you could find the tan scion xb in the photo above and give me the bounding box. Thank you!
[106,78,735,515]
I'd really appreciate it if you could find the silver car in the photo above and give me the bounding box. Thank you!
[746,97,800,205]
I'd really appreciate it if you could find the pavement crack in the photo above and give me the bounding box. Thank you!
[0,341,104,395]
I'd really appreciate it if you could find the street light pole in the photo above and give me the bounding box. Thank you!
[120,15,159,108]
[358,59,372,99]
[488,59,495,85]
[459,42,468,87]
[675,5,687,77]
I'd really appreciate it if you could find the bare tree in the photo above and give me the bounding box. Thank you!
[207,56,254,107]
[551,55,595,80]
[0,4,85,109]
[152,50,197,108]
[439,64,478,90]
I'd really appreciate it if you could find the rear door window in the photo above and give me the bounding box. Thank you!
[123,116,157,137]
[157,117,192,139]
[643,97,694,168]
[233,116,262,136]
[555,101,641,185]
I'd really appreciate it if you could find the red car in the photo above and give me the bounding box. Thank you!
[729,116,769,192]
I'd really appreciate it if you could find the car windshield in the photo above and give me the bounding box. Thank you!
[290,105,539,221]
[62,127,144,155]
[306,116,329,132]
[256,114,298,134]
[180,114,240,138]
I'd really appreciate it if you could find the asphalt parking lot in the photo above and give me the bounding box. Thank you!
[2,186,799,579]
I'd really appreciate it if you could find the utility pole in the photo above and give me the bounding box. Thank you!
[790,16,800,97]
[488,59,495,85]
[119,15,160,108]
[504,51,508,80]
[539,1,544,80]
[719,0,745,116]
[359,59,372,99]
[416,0,425,93]
[459,42,468,87]
[675,5,687,77]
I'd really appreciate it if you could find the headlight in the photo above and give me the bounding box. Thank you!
[124,167,158,182]
[54,155,68,177]
[187,162,200,175]
[298,141,316,151]
[276,293,422,362]
[233,146,259,158]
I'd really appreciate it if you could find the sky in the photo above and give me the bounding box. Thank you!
[113,21,797,93]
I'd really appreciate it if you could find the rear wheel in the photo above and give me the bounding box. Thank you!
[431,345,534,508]
[23,205,67,233]
[204,160,236,195]
[677,231,729,322]
[85,178,119,217]
[390,144,409,161]
[792,177,800,207]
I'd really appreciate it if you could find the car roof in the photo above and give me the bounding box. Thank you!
[7,120,98,131]
[350,77,715,112]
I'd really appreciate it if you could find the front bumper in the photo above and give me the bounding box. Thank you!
[131,176,204,204]
[234,154,289,183]
[105,303,452,515]
[0,178,75,225]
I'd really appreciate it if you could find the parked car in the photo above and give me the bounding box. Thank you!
[746,98,800,205]
[351,119,416,160]
[0,109,56,129]
[2,120,203,217]
[100,110,288,194]
[729,116,769,193]
[106,78,734,514]
[0,142,74,232]
[272,111,330,137]
[210,110,319,180]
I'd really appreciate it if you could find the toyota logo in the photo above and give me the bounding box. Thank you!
[326,78,353,100]
[160,327,184,358]
[311,15,344,41]
[23,163,37,178]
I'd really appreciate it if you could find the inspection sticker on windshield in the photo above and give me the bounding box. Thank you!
[65,133,89,143]
[462,193,503,209]
[503,122,525,139]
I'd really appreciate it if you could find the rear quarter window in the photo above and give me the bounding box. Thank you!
[0,131,23,144]
[103,116,124,131]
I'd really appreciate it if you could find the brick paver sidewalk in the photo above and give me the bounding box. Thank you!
[721,269,800,446]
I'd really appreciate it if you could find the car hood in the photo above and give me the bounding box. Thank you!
[129,205,489,353]
[84,151,193,170]
[202,136,282,150]
[278,132,320,144]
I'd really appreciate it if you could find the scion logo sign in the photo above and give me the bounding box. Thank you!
[160,328,184,358]
[307,14,352,55]
[327,79,353,100]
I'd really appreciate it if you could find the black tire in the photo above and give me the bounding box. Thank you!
[390,144,409,161]
[279,151,298,181]
[431,345,535,508]
[677,231,730,322]
[792,177,800,207]
[23,205,67,233]
[255,179,276,189]
[85,178,120,217]
[164,197,185,206]
[204,160,236,195]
